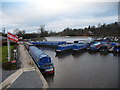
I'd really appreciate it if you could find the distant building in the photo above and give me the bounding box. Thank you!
[13,29,20,34]
[13,29,26,35]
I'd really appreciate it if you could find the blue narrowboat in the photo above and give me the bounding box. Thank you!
[109,42,118,47]
[55,44,74,54]
[113,44,120,54]
[29,46,54,74]
[89,42,102,51]
[30,41,66,46]
[73,43,90,53]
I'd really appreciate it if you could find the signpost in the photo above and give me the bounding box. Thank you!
[7,32,18,62]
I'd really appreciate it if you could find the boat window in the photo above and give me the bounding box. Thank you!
[94,42,101,45]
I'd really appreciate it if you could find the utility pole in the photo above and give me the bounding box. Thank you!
[7,32,11,62]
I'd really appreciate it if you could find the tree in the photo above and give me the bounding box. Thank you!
[88,25,91,30]
[97,23,101,28]
[38,25,48,38]
[17,30,26,35]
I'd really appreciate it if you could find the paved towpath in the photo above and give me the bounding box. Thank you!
[19,45,34,68]
[1,44,48,89]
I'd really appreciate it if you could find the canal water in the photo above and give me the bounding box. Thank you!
[38,37,118,88]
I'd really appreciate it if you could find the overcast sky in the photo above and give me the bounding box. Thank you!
[0,0,119,33]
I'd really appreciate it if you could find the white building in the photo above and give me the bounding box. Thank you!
[13,29,20,34]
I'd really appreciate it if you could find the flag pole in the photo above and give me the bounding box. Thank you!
[7,32,10,62]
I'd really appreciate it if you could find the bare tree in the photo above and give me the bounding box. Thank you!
[38,25,45,41]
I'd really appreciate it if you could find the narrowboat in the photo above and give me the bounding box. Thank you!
[30,41,66,46]
[109,42,118,47]
[108,42,119,53]
[55,44,74,54]
[89,42,102,51]
[113,44,120,54]
[29,46,54,74]
[73,43,90,53]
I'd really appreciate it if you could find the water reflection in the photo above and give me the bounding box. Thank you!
[99,52,109,56]
[72,50,87,55]
[43,74,54,86]
[55,52,72,58]
[72,51,85,58]
[113,53,120,57]
[88,51,98,55]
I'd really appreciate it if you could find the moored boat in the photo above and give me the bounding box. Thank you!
[89,42,102,51]
[72,43,90,53]
[29,46,54,74]
[113,44,120,54]
[30,41,66,46]
[55,44,74,54]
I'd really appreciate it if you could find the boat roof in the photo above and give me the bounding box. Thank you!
[39,53,49,58]
[30,41,66,43]
[93,42,101,45]
[58,44,74,47]
[74,43,85,46]
[30,46,49,58]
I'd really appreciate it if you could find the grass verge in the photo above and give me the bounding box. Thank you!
[1,45,14,63]
[2,45,18,70]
